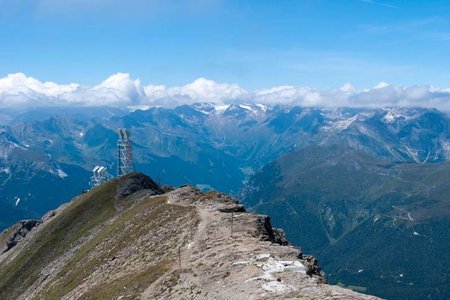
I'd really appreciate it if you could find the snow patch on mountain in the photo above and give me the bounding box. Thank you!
[0,167,11,174]
[239,104,255,111]
[234,103,268,116]
[405,146,420,163]
[330,115,358,131]
[191,103,217,114]
[383,109,407,123]
[256,103,268,112]
[57,169,68,178]
[441,141,450,159]
[323,111,374,132]
[128,105,152,112]
[245,254,307,284]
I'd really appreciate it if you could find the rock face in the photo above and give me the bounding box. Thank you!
[0,173,379,299]
[254,217,289,246]
[0,220,40,254]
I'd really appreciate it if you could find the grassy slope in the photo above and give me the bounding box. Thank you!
[0,179,118,299]
[0,176,199,299]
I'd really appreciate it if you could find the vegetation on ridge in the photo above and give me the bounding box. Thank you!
[0,175,199,299]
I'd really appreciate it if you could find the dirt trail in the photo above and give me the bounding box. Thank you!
[144,186,380,300]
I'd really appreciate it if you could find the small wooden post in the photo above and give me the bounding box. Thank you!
[231,212,234,238]
[178,246,181,270]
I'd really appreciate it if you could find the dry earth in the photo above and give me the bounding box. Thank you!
[144,186,380,299]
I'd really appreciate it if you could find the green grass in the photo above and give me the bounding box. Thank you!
[81,261,170,299]
[0,179,118,299]
[0,175,200,299]
[39,196,170,299]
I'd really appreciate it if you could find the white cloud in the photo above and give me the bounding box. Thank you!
[170,78,245,102]
[251,83,450,110]
[253,86,323,106]
[339,83,356,93]
[0,73,143,107]
[1,73,450,111]
[373,82,390,89]
[0,73,79,96]
[143,77,245,105]
[91,73,146,105]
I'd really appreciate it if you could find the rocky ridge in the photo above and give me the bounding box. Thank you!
[0,173,379,299]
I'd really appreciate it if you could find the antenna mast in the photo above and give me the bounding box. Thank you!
[117,128,134,177]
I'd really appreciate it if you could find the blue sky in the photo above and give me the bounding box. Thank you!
[1,0,450,90]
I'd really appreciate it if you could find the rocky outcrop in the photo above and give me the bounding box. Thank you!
[115,172,164,198]
[1,220,40,254]
[272,228,289,246]
[302,255,323,278]
[254,215,290,246]
[217,205,246,213]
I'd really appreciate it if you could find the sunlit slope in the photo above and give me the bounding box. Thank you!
[0,174,198,299]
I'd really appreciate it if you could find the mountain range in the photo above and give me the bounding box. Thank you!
[2,104,449,194]
[1,103,449,298]
[1,104,448,226]
[240,144,450,299]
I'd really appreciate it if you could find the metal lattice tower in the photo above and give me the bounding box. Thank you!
[117,128,134,177]
[89,166,112,188]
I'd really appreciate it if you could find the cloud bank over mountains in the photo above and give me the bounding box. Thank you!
[1,72,450,110]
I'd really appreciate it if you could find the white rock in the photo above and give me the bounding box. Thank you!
[262,281,291,294]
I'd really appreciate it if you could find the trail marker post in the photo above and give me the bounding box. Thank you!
[231,212,234,238]
[178,246,181,270]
